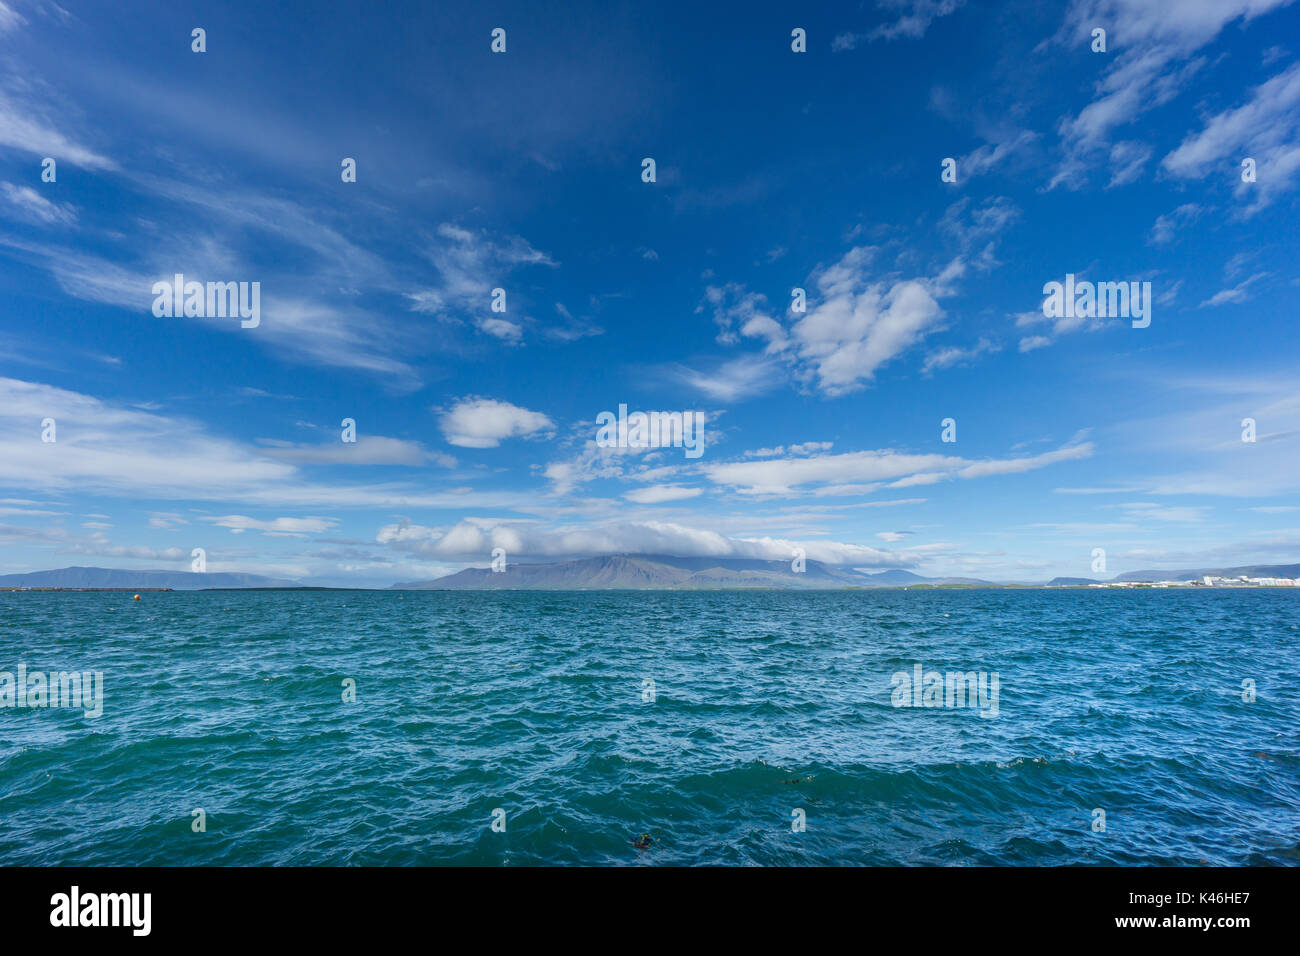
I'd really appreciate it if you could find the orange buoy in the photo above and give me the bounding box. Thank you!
[133,594,141,601]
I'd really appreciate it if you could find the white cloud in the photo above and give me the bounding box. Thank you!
[833,0,966,49]
[624,484,703,504]
[1114,502,1208,523]
[744,441,834,458]
[706,441,1093,495]
[406,223,556,341]
[729,247,949,396]
[697,282,774,346]
[1162,61,1300,210]
[668,354,784,402]
[958,130,1038,180]
[376,516,908,568]
[0,82,116,170]
[939,196,1021,256]
[790,273,944,394]
[1200,272,1269,307]
[478,316,523,343]
[0,376,532,511]
[258,436,454,468]
[0,179,425,387]
[1048,0,1293,188]
[1107,139,1152,186]
[922,337,999,373]
[0,182,75,225]
[709,205,1019,395]
[148,512,189,529]
[205,515,338,535]
[438,397,555,448]
[0,2,26,34]
[1148,203,1202,245]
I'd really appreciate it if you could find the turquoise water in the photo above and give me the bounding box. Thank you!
[1,588,1296,866]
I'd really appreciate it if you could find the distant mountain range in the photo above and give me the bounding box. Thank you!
[1046,563,1300,586]
[396,556,1300,590]
[0,566,299,590]
[4,560,1298,592]
[391,555,996,590]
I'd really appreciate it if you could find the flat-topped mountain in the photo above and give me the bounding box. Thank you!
[390,554,994,590]
[393,554,860,589]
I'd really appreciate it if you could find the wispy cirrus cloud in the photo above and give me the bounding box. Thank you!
[667,354,785,402]
[0,77,116,170]
[256,436,456,468]
[1047,0,1295,189]
[1162,60,1300,211]
[705,441,1094,496]
[623,484,703,504]
[0,376,534,511]
[833,0,966,50]
[406,223,556,344]
[0,181,75,225]
[204,515,339,536]
[1148,203,1202,245]
[1200,271,1269,306]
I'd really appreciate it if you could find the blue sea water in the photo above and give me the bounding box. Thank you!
[0,588,1296,866]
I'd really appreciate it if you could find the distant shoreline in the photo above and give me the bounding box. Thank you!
[6,561,1298,592]
[0,587,174,592]
[4,584,1298,593]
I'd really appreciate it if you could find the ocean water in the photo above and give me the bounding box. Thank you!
[0,588,1296,866]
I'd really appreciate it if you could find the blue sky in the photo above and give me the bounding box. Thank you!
[1,0,1298,585]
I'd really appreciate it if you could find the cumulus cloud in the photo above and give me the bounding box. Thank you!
[437,397,555,448]
[736,248,945,395]
[691,200,1017,397]
[696,282,778,346]
[791,274,944,394]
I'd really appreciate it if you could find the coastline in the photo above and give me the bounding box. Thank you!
[4,583,1299,593]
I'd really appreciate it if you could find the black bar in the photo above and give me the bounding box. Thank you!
[1,866,1286,941]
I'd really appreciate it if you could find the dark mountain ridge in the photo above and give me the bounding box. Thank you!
[390,554,995,590]
[0,566,299,590]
